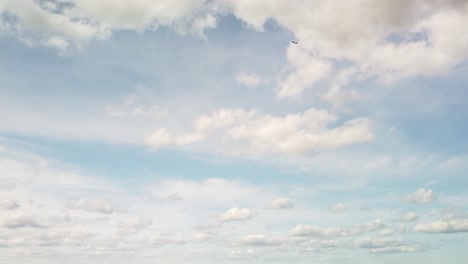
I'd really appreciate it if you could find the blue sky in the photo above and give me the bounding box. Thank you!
[0,1,467,263]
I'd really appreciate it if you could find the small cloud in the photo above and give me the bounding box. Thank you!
[331,202,348,213]
[404,188,437,204]
[235,235,282,246]
[218,207,254,223]
[414,218,468,233]
[266,198,294,209]
[117,216,153,236]
[397,212,418,222]
[145,128,203,147]
[68,199,114,214]
[236,71,263,88]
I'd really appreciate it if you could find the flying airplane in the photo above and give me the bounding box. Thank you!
[291,40,298,44]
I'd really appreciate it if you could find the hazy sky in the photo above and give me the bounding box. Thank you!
[0,1,467,263]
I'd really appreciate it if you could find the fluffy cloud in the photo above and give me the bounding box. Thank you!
[0,0,214,50]
[404,188,437,204]
[218,0,468,94]
[235,235,282,246]
[277,46,331,98]
[67,199,114,214]
[290,219,385,237]
[354,237,417,253]
[414,218,468,233]
[218,207,254,222]
[147,107,374,156]
[266,198,294,209]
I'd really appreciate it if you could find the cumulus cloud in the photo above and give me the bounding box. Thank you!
[0,0,214,50]
[404,188,437,204]
[414,218,468,233]
[354,237,417,253]
[277,46,331,98]
[290,219,385,237]
[147,107,374,156]
[218,207,254,222]
[266,197,294,209]
[67,199,114,214]
[218,0,468,96]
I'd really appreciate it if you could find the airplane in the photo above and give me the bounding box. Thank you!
[291,40,298,44]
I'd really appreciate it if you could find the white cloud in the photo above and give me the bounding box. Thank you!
[149,235,186,246]
[235,234,282,246]
[266,197,294,209]
[355,237,417,253]
[398,212,418,222]
[331,202,347,213]
[290,224,343,237]
[277,46,331,98]
[67,199,114,214]
[0,197,19,210]
[148,178,261,207]
[378,229,395,236]
[145,128,203,147]
[404,188,437,204]
[414,218,468,233]
[218,207,254,222]
[236,71,263,88]
[217,0,468,96]
[148,107,374,156]
[105,94,168,118]
[0,212,43,228]
[290,219,385,237]
[0,0,215,50]
[117,216,153,236]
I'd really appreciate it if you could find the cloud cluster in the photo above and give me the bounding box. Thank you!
[146,108,374,156]
[219,0,468,99]
[354,237,417,253]
[290,219,385,237]
[0,0,215,50]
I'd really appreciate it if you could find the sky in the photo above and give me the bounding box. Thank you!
[0,0,467,263]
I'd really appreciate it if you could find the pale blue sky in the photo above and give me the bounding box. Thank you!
[0,1,467,263]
